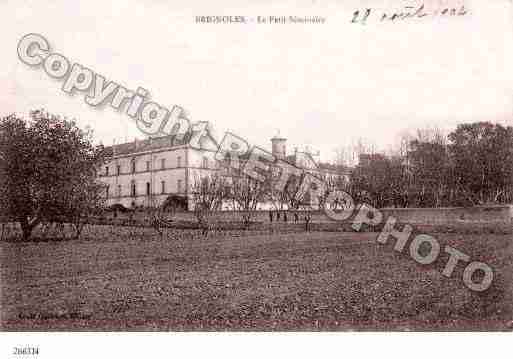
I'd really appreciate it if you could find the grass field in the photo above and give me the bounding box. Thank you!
[1,225,512,331]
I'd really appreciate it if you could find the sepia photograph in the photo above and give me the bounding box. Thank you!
[0,0,512,357]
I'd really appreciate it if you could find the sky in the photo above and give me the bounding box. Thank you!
[1,0,513,162]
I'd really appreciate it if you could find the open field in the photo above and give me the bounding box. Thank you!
[1,225,512,331]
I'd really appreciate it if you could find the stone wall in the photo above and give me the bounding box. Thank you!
[379,205,513,224]
[107,205,513,225]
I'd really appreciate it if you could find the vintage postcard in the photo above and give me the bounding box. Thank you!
[0,0,512,357]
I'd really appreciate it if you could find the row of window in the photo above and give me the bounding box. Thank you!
[105,179,183,198]
[104,156,183,176]
[104,156,212,176]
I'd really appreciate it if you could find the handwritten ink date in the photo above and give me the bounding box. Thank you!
[351,4,468,24]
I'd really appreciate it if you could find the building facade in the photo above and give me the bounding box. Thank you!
[99,129,219,209]
[99,127,350,210]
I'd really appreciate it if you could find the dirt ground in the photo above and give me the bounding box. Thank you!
[1,225,512,331]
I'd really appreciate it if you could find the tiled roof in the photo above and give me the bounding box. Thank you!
[104,132,194,157]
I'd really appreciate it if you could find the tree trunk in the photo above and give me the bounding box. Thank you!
[73,222,84,240]
[20,217,37,241]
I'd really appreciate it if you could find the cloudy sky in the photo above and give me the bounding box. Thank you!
[1,0,512,161]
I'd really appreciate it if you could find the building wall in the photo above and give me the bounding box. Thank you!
[99,145,221,209]
[98,140,350,210]
[187,148,219,183]
[186,148,222,209]
[100,146,188,208]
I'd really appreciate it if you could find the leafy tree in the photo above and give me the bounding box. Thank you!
[344,122,513,208]
[349,153,405,208]
[408,132,452,207]
[448,122,513,204]
[0,110,105,240]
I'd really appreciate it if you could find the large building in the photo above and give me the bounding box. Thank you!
[99,126,350,210]
[100,126,219,209]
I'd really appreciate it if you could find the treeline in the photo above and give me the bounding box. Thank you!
[342,122,513,208]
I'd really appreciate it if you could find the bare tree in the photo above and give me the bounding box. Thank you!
[228,173,266,229]
[146,195,186,239]
[191,174,228,235]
